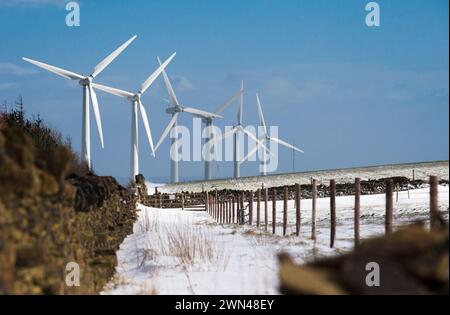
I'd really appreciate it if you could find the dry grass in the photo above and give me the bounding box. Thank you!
[137,209,225,268]
[137,207,160,233]
[165,222,223,266]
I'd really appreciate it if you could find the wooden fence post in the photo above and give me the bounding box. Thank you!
[386,179,393,236]
[205,191,209,212]
[220,197,222,222]
[264,187,268,231]
[240,192,245,225]
[330,180,336,248]
[354,177,360,247]
[181,193,185,210]
[248,191,254,225]
[211,194,216,219]
[228,199,232,223]
[430,176,439,230]
[225,198,228,224]
[311,179,317,240]
[272,188,277,234]
[236,193,241,225]
[283,186,288,236]
[214,188,219,221]
[213,195,216,220]
[396,183,399,203]
[232,196,236,223]
[256,189,261,228]
[295,183,301,236]
[159,194,163,208]
[224,199,227,224]
[222,199,225,224]
[219,198,222,223]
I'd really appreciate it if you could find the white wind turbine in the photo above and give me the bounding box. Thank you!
[91,53,177,180]
[221,82,269,178]
[241,93,304,175]
[22,35,137,170]
[154,57,222,183]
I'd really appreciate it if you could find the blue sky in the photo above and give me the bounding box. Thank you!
[0,0,448,182]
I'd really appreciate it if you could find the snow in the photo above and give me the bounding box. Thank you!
[151,161,449,193]
[103,185,449,295]
[145,181,166,195]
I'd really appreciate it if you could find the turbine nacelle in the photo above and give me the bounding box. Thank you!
[78,76,93,86]
[127,93,141,103]
[165,106,179,115]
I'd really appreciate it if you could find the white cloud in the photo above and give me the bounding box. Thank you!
[173,75,195,92]
[0,62,38,76]
[241,62,448,108]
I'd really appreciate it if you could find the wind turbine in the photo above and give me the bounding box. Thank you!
[22,35,137,170]
[221,82,269,178]
[91,52,177,180]
[241,93,304,175]
[154,57,222,183]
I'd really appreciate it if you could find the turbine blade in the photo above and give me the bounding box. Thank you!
[256,93,267,134]
[22,57,84,80]
[270,137,304,153]
[155,113,178,152]
[238,80,244,125]
[140,52,176,94]
[138,100,155,157]
[214,89,243,115]
[88,84,104,148]
[157,56,180,106]
[183,106,222,119]
[221,126,238,141]
[92,82,134,98]
[239,143,260,164]
[239,127,270,153]
[91,35,137,78]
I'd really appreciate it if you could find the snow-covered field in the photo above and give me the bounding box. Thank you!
[150,161,448,193]
[103,185,449,295]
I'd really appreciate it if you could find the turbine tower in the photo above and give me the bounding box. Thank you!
[154,57,221,183]
[22,35,137,170]
[92,53,176,180]
[241,93,304,175]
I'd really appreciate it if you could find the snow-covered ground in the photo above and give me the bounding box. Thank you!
[103,185,449,295]
[149,161,448,193]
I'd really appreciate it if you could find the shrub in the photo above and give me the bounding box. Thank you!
[0,96,90,177]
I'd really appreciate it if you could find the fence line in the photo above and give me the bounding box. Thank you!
[199,176,440,248]
[143,175,442,247]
